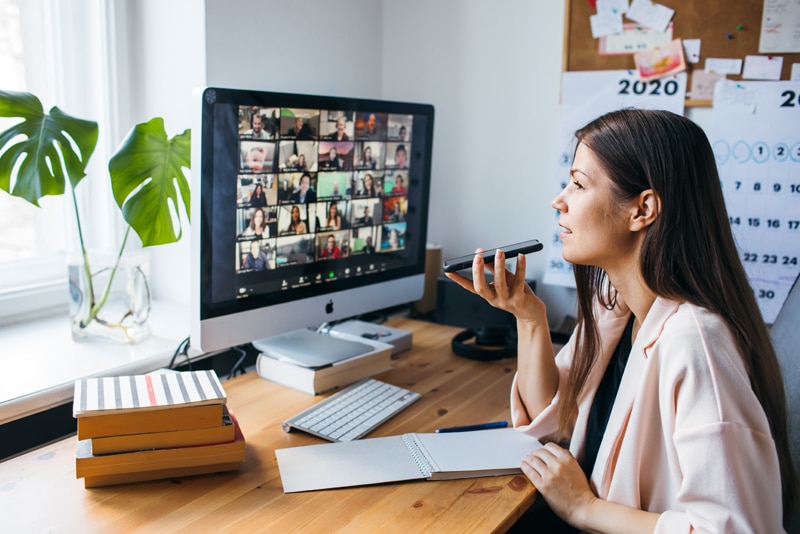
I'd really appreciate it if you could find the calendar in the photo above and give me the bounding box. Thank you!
[711,80,800,323]
[543,70,687,287]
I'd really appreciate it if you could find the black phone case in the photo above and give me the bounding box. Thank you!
[442,239,543,272]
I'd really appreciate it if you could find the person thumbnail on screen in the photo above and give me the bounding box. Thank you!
[275,234,315,267]
[237,175,278,207]
[385,170,407,195]
[239,106,279,139]
[382,197,406,223]
[386,142,408,169]
[355,172,381,198]
[280,109,320,140]
[351,227,379,255]
[279,140,319,172]
[238,206,277,239]
[240,140,275,173]
[350,198,381,227]
[321,111,354,141]
[318,141,354,171]
[355,142,385,170]
[388,114,413,142]
[354,112,387,140]
[316,171,350,200]
[239,239,274,272]
[380,223,406,251]
[317,231,350,260]
[289,172,317,204]
[278,204,310,236]
[315,200,349,231]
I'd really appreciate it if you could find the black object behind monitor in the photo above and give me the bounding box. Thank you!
[191,87,434,353]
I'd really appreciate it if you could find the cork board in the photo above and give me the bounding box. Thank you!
[563,0,800,106]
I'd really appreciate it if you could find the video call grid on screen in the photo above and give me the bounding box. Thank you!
[199,89,431,308]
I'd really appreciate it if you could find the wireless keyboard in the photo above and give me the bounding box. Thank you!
[282,378,421,442]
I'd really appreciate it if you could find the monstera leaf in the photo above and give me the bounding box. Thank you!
[0,90,98,206]
[108,118,191,247]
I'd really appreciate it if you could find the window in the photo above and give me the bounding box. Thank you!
[0,0,54,267]
[0,0,119,324]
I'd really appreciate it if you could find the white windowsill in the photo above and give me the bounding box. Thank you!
[0,300,193,426]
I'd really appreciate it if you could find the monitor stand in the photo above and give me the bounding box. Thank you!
[251,328,375,368]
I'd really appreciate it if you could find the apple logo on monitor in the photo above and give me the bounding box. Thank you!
[325,300,334,314]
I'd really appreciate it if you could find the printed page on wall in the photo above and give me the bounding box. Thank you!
[543,70,687,287]
[710,80,800,323]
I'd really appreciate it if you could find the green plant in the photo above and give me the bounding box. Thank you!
[0,89,190,339]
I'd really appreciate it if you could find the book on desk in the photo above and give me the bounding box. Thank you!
[72,369,246,487]
[255,331,394,395]
[275,427,543,493]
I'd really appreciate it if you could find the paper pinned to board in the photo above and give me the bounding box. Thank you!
[742,55,784,80]
[633,39,686,82]
[626,0,674,33]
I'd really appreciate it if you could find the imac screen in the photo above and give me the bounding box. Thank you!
[192,87,434,352]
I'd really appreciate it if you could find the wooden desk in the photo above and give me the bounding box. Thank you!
[0,319,537,533]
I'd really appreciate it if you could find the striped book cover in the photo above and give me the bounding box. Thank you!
[73,370,227,417]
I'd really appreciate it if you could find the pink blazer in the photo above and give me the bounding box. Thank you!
[511,297,784,533]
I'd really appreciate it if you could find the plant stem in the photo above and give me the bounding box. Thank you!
[70,185,96,323]
[88,225,132,320]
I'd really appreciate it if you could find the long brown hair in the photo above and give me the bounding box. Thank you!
[558,108,797,524]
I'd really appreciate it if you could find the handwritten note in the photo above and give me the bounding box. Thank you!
[759,0,800,53]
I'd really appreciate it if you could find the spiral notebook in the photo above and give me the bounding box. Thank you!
[275,428,542,493]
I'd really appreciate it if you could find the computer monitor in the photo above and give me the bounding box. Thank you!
[191,87,435,354]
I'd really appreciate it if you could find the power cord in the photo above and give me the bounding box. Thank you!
[168,336,191,370]
[227,345,249,380]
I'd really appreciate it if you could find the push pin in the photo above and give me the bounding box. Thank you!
[726,33,733,39]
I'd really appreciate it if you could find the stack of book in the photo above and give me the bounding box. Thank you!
[72,369,245,488]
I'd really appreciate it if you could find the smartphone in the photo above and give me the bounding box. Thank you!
[442,239,543,273]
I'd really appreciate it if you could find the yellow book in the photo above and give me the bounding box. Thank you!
[83,461,242,488]
[76,415,245,479]
[77,403,224,440]
[90,406,235,455]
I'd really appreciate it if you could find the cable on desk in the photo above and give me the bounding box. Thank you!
[168,336,191,370]
[227,345,249,380]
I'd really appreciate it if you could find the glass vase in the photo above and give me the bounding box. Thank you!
[68,249,152,343]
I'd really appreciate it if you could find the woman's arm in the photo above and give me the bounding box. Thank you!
[523,443,660,534]
[445,250,559,417]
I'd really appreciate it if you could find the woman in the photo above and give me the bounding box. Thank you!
[326,203,342,230]
[249,183,267,207]
[283,205,307,235]
[359,145,376,169]
[359,173,379,198]
[240,207,268,239]
[446,109,796,532]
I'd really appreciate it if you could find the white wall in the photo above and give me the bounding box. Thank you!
[117,0,206,304]
[379,0,575,325]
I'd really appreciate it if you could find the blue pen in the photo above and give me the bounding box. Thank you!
[435,421,509,433]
